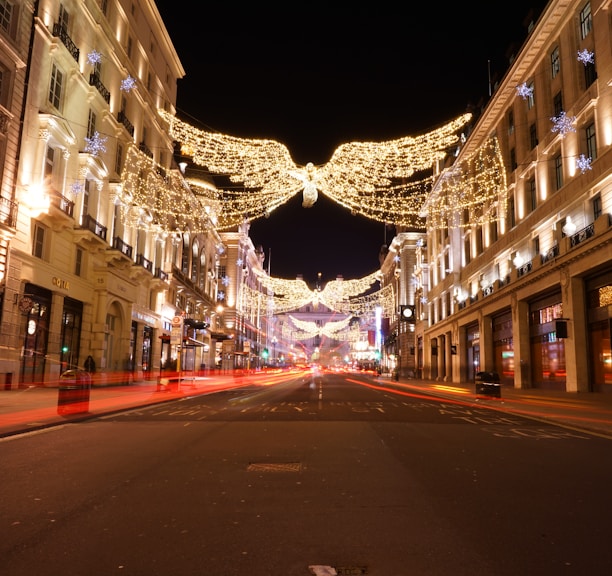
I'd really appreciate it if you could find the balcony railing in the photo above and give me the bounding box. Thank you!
[117,111,134,136]
[52,23,79,62]
[155,267,169,282]
[540,244,559,264]
[112,236,133,258]
[89,73,111,104]
[80,214,107,241]
[0,196,17,229]
[138,142,153,158]
[569,223,595,248]
[50,193,74,217]
[517,260,533,277]
[135,253,153,273]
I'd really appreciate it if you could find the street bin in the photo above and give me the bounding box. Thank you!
[57,369,92,415]
[475,371,501,398]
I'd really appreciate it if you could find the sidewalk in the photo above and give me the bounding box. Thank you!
[1,373,611,439]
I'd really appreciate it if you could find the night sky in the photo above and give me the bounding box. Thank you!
[155,1,548,287]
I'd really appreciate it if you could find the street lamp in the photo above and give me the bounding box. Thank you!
[272,336,278,365]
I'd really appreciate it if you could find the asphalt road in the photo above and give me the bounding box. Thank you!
[2,370,611,576]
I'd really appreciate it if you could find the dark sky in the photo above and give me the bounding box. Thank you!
[155,1,548,286]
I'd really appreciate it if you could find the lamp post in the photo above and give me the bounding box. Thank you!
[272,336,278,365]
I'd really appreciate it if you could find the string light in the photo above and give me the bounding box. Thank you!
[239,275,395,318]
[288,315,352,339]
[119,146,218,233]
[158,109,471,228]
[423,137,507,230]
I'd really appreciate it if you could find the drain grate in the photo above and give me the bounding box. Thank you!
[247,462,302,472]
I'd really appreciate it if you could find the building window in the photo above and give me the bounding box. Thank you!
[580,2,592,40]
[508,110,514,135]
[584,61,597,88]
[463,234,471,265]
[510,148,517,171]
[592,193,602,220]
[551,46,560,78]
[87,109,96,139]
[533,235,540,256]
[83,178,92,217]
[48,63,64,110]
[75,247,83,276]
[554,154,563,190]
[58,3,70,32]
[586,122,597,160]
[115,143,123,175]
[489,213,498,244]
[33,223,46,259]
[553,92,563,117]
[528,177,537,213]
[529,123,538,149]
[45,145,57,180]
[0,0,15,36]
[508,195,516,228]
[0,63,9,108]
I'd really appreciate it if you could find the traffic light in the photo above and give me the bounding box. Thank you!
[261,348,269,359]
[400,305,416,322]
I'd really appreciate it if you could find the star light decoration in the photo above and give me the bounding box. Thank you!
[577,49,595,65]
[120,75,137,93]
[157,109,472,230]
[71,181,84,195]
[84,131,107,156]
[87,49,102,65]
[576,154,592,174]
[516,82,534,100]
[551,111,576,136]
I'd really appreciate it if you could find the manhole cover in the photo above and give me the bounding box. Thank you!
[247,462,302,472]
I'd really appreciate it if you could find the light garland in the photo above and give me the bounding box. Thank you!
[288,315,353,339]
[158,109,471,229]
[239,273,395,317]
[423,137,507,230]
[119,145,218,233]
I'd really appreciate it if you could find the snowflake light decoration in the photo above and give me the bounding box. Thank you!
[87,49,102,66]
[217,291,225,301]
[120,75,137,92]
[516,82,533,100]
[236,258,243,267]
[221,275,230,287]
[84,131,107,156]
[576,154,592,174]
[577,49,594,66]
[393,254,401,263]
[550,111,576,136]
[71,182,84,195]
